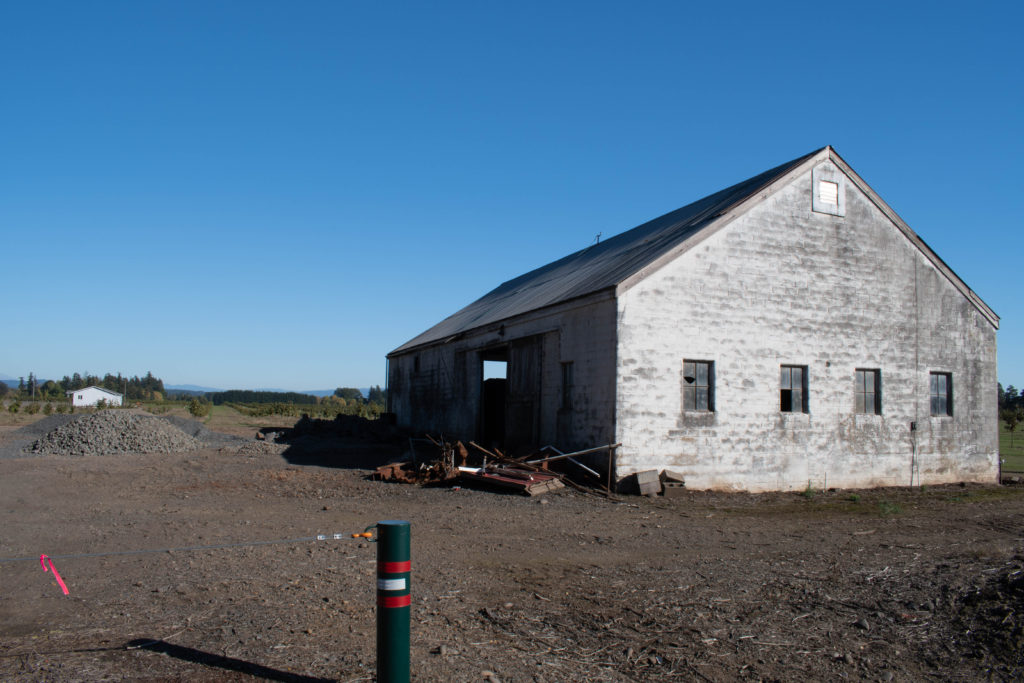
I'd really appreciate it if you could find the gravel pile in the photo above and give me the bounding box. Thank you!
[233,440,288,456]
[0,415,84,459]
[31,411,203,456]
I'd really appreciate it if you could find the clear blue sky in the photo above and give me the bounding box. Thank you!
[2,2,1020,391]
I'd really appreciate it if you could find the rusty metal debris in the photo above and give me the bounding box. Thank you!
[373,436,619,498]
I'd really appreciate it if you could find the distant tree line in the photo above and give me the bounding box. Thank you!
[3,371,165,401]
[208,390,318,406]
[1000,383,1024,446]
[219,386,388,419]
[1,376,388,418]
[211,386,386,408]
[999,383,1023,412]
[334,385,386,405]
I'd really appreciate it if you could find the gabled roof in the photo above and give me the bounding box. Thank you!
[391,147,997,355]
[66,385,123,398]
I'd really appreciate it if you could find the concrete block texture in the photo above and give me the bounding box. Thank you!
[388,152,996,492]
[614,161,997,491]
[388,294,618,452]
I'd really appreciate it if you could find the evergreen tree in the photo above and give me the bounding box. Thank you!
[1006,386,1019,412]
[1003,408,1023,448]
[41,380,59,399]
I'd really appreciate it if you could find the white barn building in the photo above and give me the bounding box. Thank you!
[68,386,124,407]
[386,147,998,492]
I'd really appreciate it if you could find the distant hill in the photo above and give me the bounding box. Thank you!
[253,389,343,398]
[302,389,336,398]
[165,384,223,394]
[164,389,209,398]
[294,388,375,398]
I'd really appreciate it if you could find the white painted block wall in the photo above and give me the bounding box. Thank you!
[614,162,997,491]
[71,387,124,407]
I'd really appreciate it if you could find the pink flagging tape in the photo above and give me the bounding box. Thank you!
[40,554,69,595]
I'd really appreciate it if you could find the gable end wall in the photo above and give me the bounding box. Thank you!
[614,163,997,491]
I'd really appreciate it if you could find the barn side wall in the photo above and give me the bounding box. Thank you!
[388,294,618,453]
[615,161,998,492]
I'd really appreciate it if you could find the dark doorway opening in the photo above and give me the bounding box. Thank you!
[480,349,507,449]
[505,336,542,454]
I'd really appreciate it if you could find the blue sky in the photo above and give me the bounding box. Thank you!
[1,2,1020,391]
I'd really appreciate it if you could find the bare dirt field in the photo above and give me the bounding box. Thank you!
[1,408,1023,682]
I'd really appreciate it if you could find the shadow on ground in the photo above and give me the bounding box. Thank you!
[273,414,405,470]
[126,639,335,682]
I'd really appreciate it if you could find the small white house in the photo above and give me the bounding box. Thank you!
[67,386,124,407]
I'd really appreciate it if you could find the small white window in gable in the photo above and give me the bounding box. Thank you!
[811,165,845,217]
[818,180,838,206]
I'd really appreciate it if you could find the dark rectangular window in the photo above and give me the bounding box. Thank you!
[683,360,714,411]
[780,365,808,413]
[855,369,881,414]
[930,372,952,416]
[560,362,574,410]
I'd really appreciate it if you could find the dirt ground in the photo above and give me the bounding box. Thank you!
[1,410,1023,682]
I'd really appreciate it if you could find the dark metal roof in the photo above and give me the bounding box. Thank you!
[391,149,825,355]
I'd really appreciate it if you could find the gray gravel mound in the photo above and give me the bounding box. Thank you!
[8,414,81,439]
[0,415,84,459]
[31,412,203,456]
[234,440,288,456]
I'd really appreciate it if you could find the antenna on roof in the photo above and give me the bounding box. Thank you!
[593,232,601,245]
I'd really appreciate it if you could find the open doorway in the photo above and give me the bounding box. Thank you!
[479,337,542,454]
[480,349,507,449]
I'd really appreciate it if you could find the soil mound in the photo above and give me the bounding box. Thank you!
[31,411,202,456]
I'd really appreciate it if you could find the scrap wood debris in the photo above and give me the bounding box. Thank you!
[457,464,563,496]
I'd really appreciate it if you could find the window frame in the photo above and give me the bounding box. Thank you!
[812,165,846,216]
[682,360,714,412]
[929,372,953,417]
[780,365,808,413]
[855,368,882,415]
[560,361,574,411]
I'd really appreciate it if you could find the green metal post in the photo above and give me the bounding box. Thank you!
[376,520,410,683]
